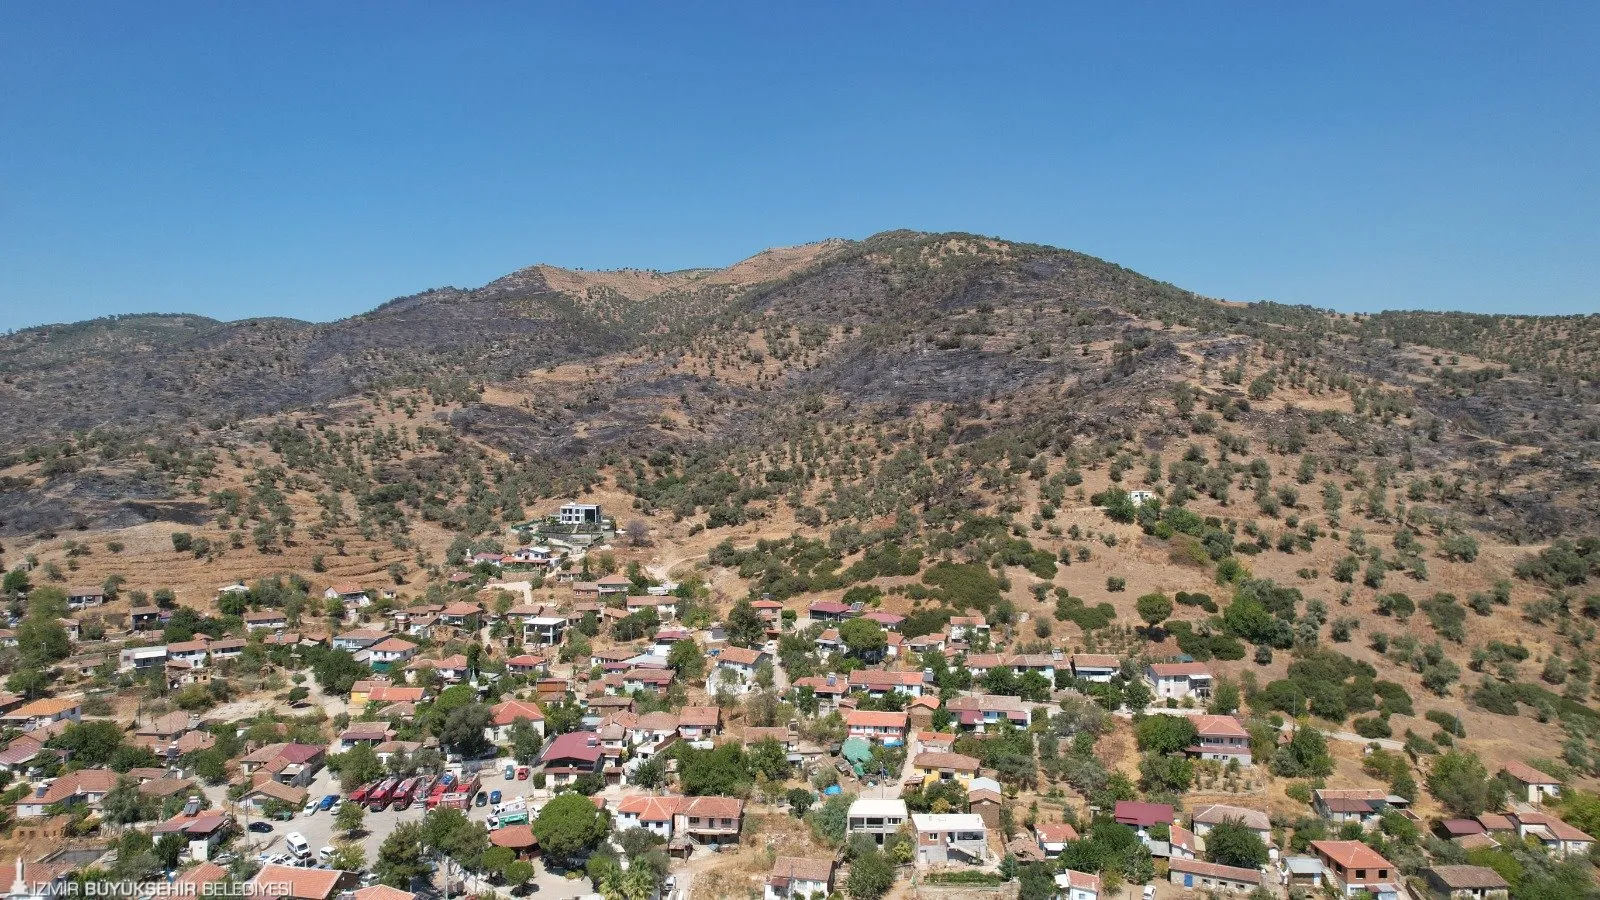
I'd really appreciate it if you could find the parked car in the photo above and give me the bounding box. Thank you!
[489,790,502,805]
[302,799,318,816]
[475,791,488,807]
[319,794,338,811]
[248,821,274,833]
[503,763,515,780]
[515,766,530,780]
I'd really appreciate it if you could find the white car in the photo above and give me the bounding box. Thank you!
[303,800,318,816]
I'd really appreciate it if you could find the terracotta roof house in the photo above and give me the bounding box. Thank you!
[848,669,926,698]
[1313,788,1408,828]
[1424,865,1510,900]
[488,700,547,741]
[14,768,118,818]
[947,616,989,640]
[365,637,418,671]
[172,863,229,897]
[1069,653,1120,682]
[1506,811,1595,858]
[766,857,835,900]
[743,726,797,751]
[241,778,308,812]
[1191,804,1272,842]
[249,864,351,900]
[243,610,288,631]
[507,654,547,675]
[3,697,83,731]
[1312,840,1399,896]
[1188,714,1253,764]
[620,667,675,695]
[1144,661,1213,700]
[911,751,981,787]
[677,706,721,739]
[845,709,908,743]
[792,674,851,711]
[946,693,1030,731]
[325,582,368,601]
[675,796,745,847]
[1056,869,1102,900]
[1502,760,1562,805]
[238,743,324,787]
[1035,822,1080,857]
[1456,833,1501,852]
[1167,858,1263,893]
[616,794,688,840]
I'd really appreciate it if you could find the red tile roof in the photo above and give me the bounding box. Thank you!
[1312,839,1395,872]
[1113,801,1174,827]
[249,864,345,900]
[845,710,908,728]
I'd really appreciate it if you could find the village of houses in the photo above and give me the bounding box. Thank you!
[0,501,1587,900]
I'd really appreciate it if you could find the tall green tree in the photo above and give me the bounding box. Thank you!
[532,793,609,868]
[374,822,429,888]
[1207,819,1269,868]
[726,599,765,648]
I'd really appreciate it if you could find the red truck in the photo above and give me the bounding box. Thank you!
[389,777,419,811]
[429,773,479,810]
[348,781,376,806]
[424,773,454,810]
[366,777,401,812]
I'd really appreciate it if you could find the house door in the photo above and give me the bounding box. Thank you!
[1183,875,1193,888]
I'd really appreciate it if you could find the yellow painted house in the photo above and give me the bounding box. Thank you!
[911,750,982,788]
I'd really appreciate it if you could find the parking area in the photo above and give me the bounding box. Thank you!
[233,765,545,874]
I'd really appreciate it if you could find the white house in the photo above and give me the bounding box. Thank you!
[710,647,768,695]
[1070,654,1120,683]
[558,503,602,527]
[1144,662,1213,701]
[366,637,418,669]
[614,795,683,841]
[1507,812,1594,858]
[847,798,908,846]
[947,616,989,642]
[911,813,988,865]
[119,645,169,673]
[1190,804,1272,845]
[1503,762,1561,805]
[766,858,834,900]
[523,616,567,647]
[1055,870,1101,900]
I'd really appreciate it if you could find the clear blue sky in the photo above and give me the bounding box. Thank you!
[3,3,1597,331]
